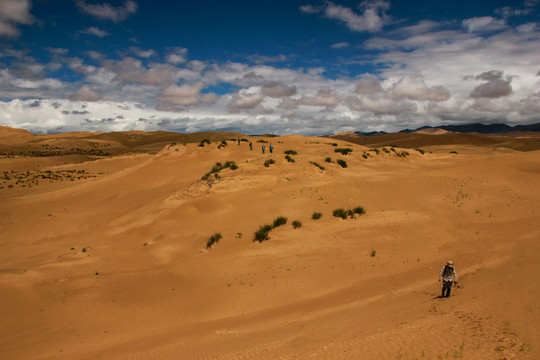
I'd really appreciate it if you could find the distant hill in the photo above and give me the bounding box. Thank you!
[400,122,540,134]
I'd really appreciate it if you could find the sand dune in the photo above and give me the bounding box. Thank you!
[1,128,539,359]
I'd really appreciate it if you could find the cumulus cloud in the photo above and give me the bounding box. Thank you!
[261,82,297,97]
[462,16,506,32]
[302,0,390,33]
[354,75,384,94]
[165,48,188,64]
[300,87,341,108]
[388,73,451,101]
[76,0,138,22]
[345,95,417,115]
[79,26,109,37]
[158,82,217,107]
[0,0,35,37]
[467,70,513,98]
[228,87,264,112]
[70,85,102,102]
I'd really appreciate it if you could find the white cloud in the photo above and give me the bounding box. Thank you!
[388,73,451,102]
[165,48,188,64]
[76,0,138,22]
[0,0,34,37]
[300,87,341,108]
[71,85,102,102]
[462,16,506,32]
[467,70,513,98]
[303,0,390,33]
[261,82,297,97]
[158,82,217,107]
[80,26,109,37]
[228,87,264,112]
[331,42,350,49]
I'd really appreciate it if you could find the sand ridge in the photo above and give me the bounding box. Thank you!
[0,129,539,359]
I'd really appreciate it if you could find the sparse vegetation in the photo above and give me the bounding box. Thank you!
[337,159,347,168]
[201,161,238,180]
[0,169,101,189]
[450,151,458,154]
[415,148,425,154]
[273,216,288,228]
[362,152,370,159]
[264,159,275,167]
[334,148,353,155]
[371,249,376,257]
[257,139,268,143]
[312,212,323,220]
[333,206,366,219]
[284,149,297,155]
[325,157,332,163]
[206,233,222,249]
[253,224,273,242]
[217,140,228,149]
[369,148,380,155]
[310,161,325,170]
[292,220,302,229]
[395,150,410,158]
[285,155,295,163]
[198,139,211,147]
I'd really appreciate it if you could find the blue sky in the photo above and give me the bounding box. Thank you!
[0,0,539,135]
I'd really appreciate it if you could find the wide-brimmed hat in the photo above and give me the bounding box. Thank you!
[447,261,454,266]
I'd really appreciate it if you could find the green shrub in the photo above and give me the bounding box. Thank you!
[292,220,302,229]
[450,151,458,154]
[310,161,325,170]
[253,224,273,242]
[273,216,288,228]
[284,149,298,155]
[257,139,268,143]
[325,157,332,163]
[337,159,347,168]
[206,233,222,248]
[396,150,409,158]
[415,148,425,155]
[312,212,323,220]
[382,148,390,154]
[371,249,376,257]
[334,148,353,155]
[202,161,237,180]
[331,143,338,146]
[264,159,275,167]
[198,139,211,147]
[333,207,365,219]
[369,148,380,155]
[333,208,349,219]
[285,155,295,163]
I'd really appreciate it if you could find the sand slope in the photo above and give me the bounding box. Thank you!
[1,132,539,359]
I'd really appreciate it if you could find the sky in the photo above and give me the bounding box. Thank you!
[0,0,539,135]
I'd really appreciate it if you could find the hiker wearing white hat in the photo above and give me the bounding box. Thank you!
[439,261,458,297]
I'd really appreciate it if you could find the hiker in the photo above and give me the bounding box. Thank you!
[439,261,458,297]
[262,145,266,154]
[238,139,240,145]
[249,142,252,151]
[269,143,273,153]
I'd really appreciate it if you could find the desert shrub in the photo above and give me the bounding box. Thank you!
[450,151,458,154]
[312,212,323,220]
[333,207,365,219]
[285,155,295,163]
[325,157,332,163]
[337,159,347,168]
[330,143,338,147]
[273,216,288,228]
[334,148,353,155]
[333,208,349,219]
[415,148,425,155]
[206,233,222,249]
[264,159,275,167]
[382,148,390,154]
[284,149,298,155]
[257,139,268,143]
[253,224,273,242]
[217,140,228,149]
[310,161,325,170]
[369,148,380,155]
[371,249,376,257]
[396,151,409,158]
[202,161,238,180]
[362,153,369,159]
[198,139,211,147]
[292,220,302,229]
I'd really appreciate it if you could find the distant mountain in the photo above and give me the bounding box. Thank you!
[400,123,540,134]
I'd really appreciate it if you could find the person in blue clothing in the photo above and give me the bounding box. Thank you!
[262,145,266,154]
[439,261,458,297]
[269,143,273,153]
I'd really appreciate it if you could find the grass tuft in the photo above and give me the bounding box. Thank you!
[312,212,323,220]
[334,148,353,155]
[292,220,302,229]
[253,224,273,242]
[273,216,288,228]
[206,233,222,249]
[337,159,347,168]
[310,161,325,170]
[264,159,275,167]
